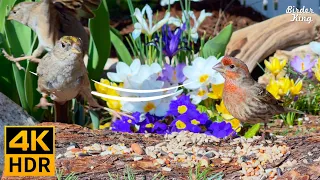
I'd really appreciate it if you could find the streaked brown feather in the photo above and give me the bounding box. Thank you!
[52,0,101,18]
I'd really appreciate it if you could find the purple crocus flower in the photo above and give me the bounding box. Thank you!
[159,63,186,84]
[205,121,235,138]
[290,55,316,78]
[162,24,186,60]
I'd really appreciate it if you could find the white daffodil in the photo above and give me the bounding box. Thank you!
[160,0,202,6]
[168,10,212,42]
[189,85,208,104]
[132,4,170,39]
[183,56,224,90]
[107,59,141,83]
[310,41,320,55]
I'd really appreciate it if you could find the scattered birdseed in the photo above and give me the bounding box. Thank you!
[61,131,291,179]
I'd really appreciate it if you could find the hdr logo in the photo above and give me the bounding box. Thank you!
[4,126,55,176]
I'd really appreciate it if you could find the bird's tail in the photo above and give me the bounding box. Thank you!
[285,107,305,114]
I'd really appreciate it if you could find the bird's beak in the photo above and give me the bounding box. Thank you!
[71,47,81,54]
[213,62,224,73]
[7,14,13,20]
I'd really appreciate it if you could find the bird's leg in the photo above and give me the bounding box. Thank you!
[36,93,53,109]
[2,46,44,70]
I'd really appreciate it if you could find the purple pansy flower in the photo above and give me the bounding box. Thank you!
[290,55,316,78]
[137,113,158,133]
[161,24,187,60]
[170,114,190,132]
[186,111,210,133]
[205,121,235,138]
[166,95,197,117]
[158,63,186,84]
[153,121,169,134]
[112,112,141,133]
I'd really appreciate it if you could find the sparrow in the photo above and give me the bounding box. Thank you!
[213,56,302,140]
[3,0,100,69]
[36,36,127,120]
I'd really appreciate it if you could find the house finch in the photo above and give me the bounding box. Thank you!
[213,56,301,140]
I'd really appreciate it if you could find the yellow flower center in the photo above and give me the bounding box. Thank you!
[146,123,154,128]
[144,102,156,112]
[199,74,209,83]
[176,120,186,129]
[177,105,187,114]
[301,62,305,71]
[191,119,200,125]
[128,119,132,123]
[197,90,206,97]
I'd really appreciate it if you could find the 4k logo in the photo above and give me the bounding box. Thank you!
[4,126,55,176]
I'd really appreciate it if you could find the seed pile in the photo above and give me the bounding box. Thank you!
[59,131,294,179]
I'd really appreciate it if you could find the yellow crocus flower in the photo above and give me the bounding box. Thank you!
[94,78,122,111]
[208,83,224,99]
[216,101,241,132]
[264,57,287,75]
[278,77,291,96]
[266,79,281,100]
[290,79,303,95]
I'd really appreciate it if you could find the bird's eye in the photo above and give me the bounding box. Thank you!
[13,11,16,14]
[229,64,235,69]
[61,42,65,48]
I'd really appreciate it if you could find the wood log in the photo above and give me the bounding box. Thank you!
[226,13,320,72]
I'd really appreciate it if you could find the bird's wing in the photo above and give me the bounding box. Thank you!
[254,83,282,105]
[51,0,101,19]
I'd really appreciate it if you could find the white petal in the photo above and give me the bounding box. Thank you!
[168,17,182,27]
[116,62,130,77]
[155,102,170,116]
[191,96,202,105]
[150,63,162,74]
[132,29,141,40]
[107,72,123,82]
[121,102,135,113]
[310,41,320,55]
[130,59,141,75]
[191,32,199,42]
[144,4,153,31]
[212,73,225,84]
[151,12,170,34]
[183,66,199,79]
[198,10,212,25]
[184,79,201,89]
[134,7,149,33]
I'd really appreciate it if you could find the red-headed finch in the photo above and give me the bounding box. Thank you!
[213,56,302,140]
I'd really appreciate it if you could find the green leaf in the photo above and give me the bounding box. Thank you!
[89,110,100,130]
[88,0,111,82]
[5,19,33,111]
[202,24,233,59]
[110,30,132,65]
[244,123,261,139]
[197,105,208,113]
[0,0,19,102]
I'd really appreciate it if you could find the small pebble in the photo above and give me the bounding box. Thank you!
[131,143,144,155]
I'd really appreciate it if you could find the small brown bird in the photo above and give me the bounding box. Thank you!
[213,56,301,139]
[36,36,126,121]
[3,0,100,68]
